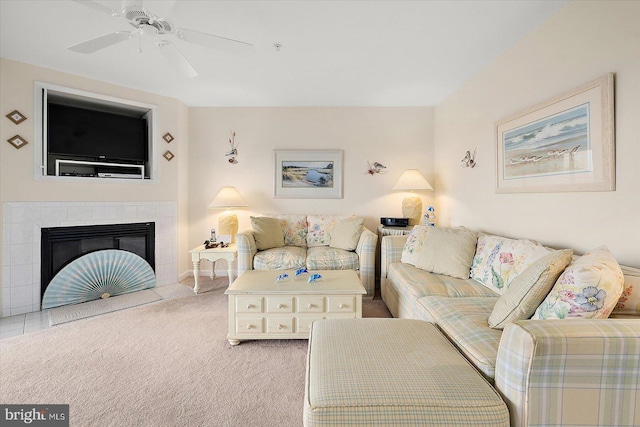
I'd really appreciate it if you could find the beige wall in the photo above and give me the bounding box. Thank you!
[0,59,191,277]
[188,107,434,252]
[434,1,640,266]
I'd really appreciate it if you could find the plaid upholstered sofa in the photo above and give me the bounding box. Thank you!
[236,214,377,298]
[381,228,640,427]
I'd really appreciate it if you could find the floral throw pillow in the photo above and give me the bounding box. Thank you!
[470,235,551,295]
[307,215,350,247]
[401,226,430,266]
[532,246,624,320]
[611,266,640,317]
[263,214,308,247]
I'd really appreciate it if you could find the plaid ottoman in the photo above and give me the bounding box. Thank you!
[304,318,509,426]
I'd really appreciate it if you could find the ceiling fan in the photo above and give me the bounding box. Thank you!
[68,0,254,78]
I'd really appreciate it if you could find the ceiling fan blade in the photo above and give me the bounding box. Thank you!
[175,28,254,55]
[68,32,133,54]
[71,0,120,17]
[157,41,198,78]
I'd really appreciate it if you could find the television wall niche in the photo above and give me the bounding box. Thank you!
[35,82,157,181]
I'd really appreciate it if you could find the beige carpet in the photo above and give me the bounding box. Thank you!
[0,277,391,426]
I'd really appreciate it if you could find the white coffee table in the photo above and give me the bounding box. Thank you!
[225,270,366,345]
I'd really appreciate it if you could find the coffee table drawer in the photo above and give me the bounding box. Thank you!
[297,317,323,334]
[267,296,294,313]
[297,296,325,313]
[237,296,263,313]
[268,317,294,333]
[328,296,356,313]
[237,318,264,334]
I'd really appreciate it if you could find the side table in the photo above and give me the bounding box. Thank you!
[377,225,414,239]
[189,244,238,293]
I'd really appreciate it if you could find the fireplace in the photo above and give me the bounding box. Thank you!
[41,222,155,302]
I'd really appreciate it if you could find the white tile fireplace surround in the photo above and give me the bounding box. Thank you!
[1,201,177,318]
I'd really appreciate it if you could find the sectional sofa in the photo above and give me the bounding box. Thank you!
[381,227,640,427]
[236,214,377,298]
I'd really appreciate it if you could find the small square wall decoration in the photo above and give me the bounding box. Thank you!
[163,150,175,161]
[6,110,27,124]
[7,135,28,149]
[163,132,174,143]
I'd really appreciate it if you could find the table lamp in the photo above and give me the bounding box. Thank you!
[392,169,433,226]
[207,186,248,243]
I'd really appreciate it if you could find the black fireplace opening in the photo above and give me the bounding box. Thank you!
[41,222,155,299]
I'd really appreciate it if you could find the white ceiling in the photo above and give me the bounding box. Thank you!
[0,0,568,107]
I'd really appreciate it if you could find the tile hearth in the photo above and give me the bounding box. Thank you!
[2,201,178,317]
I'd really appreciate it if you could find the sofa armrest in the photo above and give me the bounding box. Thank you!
[355,227,378,298]
[236,229,257,276]
[495,319,640,427]
[380,235,408,280]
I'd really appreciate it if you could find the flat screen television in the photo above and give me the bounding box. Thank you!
[47,103,148,163]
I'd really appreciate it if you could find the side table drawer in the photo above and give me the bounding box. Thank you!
[328,296,356,313]
[267,296,294,313]
[237,318,264,334]
[268,317,294,333]
[297,296,324,313]
[237,296,263,313]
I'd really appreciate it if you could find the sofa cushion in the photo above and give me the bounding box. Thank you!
[388,263,499,299]
[415,227,478,279]
[250,216,285,251]
[488,249,573,329]
[306,246,359,271]
[533,246,624,320]
[329,217,364,251]
[400,225,430,266]
[470,234,551,294]
[418,296,501,379]
[253,246,306,270]
[307,215,350,247]
[263,214,308,247]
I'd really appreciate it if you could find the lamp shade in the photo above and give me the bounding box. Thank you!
[392,169,433,191]
[207,186,248,209]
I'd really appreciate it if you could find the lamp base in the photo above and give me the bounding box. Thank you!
[402,196,422,226]
[218,213,238,243]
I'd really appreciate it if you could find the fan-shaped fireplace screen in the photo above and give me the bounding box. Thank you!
[41,222,155,309]
[42,249,156,309]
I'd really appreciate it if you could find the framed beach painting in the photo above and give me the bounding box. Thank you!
[274,149,343,198]
[496,73,614,193]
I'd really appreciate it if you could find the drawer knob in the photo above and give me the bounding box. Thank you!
[246,304,252,309]
[277,324,284,330]
[246,324,253,330]
[307,303,314,309]
[278,304,284,309]
[339,303,345,309]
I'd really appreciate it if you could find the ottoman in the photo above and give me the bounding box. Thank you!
[304,318,509,426]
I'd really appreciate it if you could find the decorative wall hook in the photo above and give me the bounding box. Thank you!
[461,149,477,168]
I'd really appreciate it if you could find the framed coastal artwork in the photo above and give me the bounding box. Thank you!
[274,149,343,198]
[495,73,614,193]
